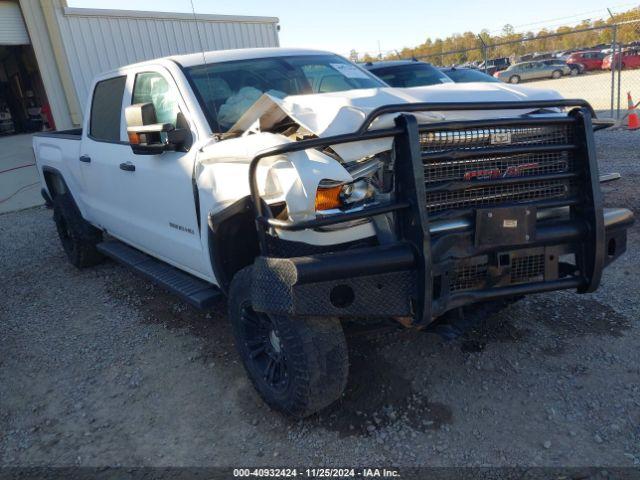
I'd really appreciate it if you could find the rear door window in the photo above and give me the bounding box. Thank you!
[90,76,126,142]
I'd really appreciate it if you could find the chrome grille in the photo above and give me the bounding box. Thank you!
[421,122,577,214]
[424,152,573,184]
[426,179,574,214]
[420,125,573,151]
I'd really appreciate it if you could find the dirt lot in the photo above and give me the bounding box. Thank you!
[1,129,639,468]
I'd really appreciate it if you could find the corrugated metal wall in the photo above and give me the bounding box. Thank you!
[53,7,280,111]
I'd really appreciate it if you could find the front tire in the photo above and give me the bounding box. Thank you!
[53,194,103,268]
[552,69,562,79]
[228,267,349,418]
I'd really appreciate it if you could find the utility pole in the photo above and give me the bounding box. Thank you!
[610,25,617,117]
[607,8,623,117]
[478,34,488,72]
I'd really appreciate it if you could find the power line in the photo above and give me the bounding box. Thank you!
[486,2,639,33]
[355,3,639,60]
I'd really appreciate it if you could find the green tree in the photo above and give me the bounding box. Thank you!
[381,6,640,63]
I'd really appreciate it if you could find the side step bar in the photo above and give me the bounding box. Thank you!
[97,240,221,309]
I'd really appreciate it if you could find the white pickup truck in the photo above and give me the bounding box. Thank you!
[34,47,633,418]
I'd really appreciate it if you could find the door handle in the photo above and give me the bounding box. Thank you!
[79,155,91,163]
[119,162,135,172]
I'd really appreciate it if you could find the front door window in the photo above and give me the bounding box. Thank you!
[132,72,180,126]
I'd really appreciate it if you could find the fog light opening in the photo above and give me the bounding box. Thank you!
[607,238,617,257]
[330,285,355,308]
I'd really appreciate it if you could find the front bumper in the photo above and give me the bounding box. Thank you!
[247,100,633,325]
[251,208,633,319]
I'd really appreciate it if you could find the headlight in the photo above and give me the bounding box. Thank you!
[315,156,386,212]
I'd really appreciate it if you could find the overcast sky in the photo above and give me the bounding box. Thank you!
[67,0,637,56]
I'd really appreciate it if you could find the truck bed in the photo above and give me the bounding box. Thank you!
[33,128,82,140]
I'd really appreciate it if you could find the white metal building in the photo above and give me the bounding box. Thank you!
[0,0,279,132]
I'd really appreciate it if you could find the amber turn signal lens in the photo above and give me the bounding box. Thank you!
[128,132,140,144]
[315,185,343,211]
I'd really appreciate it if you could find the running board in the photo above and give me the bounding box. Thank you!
[97,240,221,309]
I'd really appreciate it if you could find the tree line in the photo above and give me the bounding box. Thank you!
[352,6,640,65]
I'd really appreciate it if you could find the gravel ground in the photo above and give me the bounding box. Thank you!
[1,129,639,468]
[523,69,640,114]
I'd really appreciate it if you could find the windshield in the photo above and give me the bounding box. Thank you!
[443,69,499,83]
[184,54,385,133]
[368,63,453,88]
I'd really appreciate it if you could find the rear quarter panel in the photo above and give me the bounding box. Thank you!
[33,134,86,215]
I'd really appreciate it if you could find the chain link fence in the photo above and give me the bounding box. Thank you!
[394,21,640,120]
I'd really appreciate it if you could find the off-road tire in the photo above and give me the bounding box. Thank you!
[509,75,520,84]
[53,194,104,268]
[552,69,562,79]
[228,266,349,418]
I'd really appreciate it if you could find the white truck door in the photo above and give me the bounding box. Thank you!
[79,75,133,237]
[113,67,207,278]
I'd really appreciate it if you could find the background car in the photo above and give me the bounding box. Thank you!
[566,50,606,71]
[362,60,453,87]
[541,59,582,75]
[602,48,640,70]
[477,57,511,75]
[439,67,500,83]
[495,61,571,83]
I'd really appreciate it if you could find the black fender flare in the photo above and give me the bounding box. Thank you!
[207,196,260,295]
[42,166,69,199]
[41,166,83,213]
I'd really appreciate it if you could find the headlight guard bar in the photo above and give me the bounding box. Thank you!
[249,99,596,241]
[247,99,601,326]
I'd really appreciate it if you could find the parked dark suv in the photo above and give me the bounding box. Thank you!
[478,57,511,75]
[362,60,453,87]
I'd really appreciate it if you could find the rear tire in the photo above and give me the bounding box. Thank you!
[228,266,349,418]
[509,75,520,84]
[53,194,104,268]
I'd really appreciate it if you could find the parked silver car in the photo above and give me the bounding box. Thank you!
[495,61,571,84]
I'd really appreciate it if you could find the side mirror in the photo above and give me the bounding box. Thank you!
[125,103,192,155]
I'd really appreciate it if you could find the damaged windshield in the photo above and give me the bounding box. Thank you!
[184,54,386,133]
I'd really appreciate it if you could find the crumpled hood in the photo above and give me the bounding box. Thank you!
[197,82,564,222]
[226,82,563,160]
[229,82,564,137]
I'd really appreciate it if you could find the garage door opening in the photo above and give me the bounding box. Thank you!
[0,44,53,136]
[1,0,53,136]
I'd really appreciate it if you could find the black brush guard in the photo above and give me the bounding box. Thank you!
[247,100,627,325]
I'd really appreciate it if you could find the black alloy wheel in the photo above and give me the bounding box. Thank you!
[240,303,289,392]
